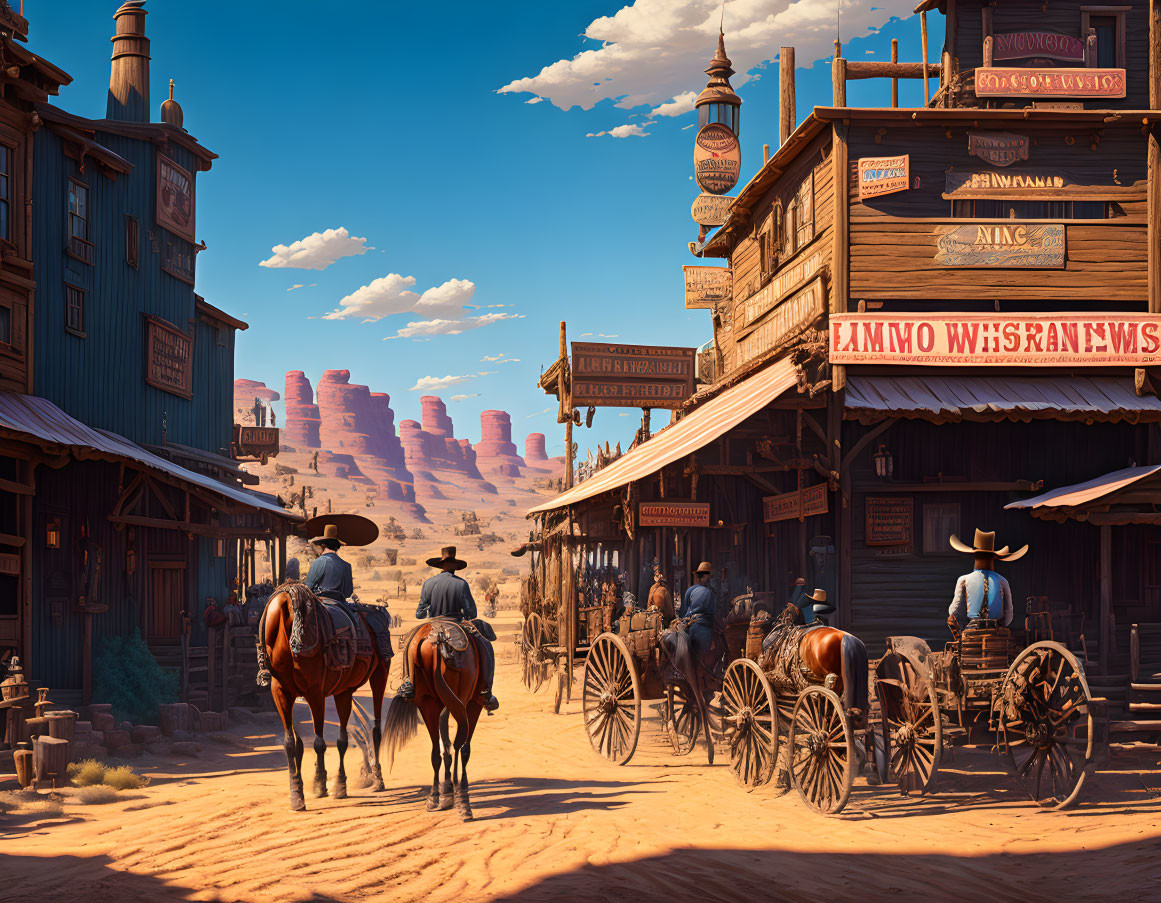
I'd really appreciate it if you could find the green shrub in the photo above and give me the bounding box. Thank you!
[68,759,108,787]
[102,766,146,790]
[92,628,179,724]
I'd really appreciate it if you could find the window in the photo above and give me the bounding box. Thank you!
[65,284,85,336]
[161,231,194,283]
[125,215,139,269]
[922,503,961,555]
[0,304,10,346]
[0,145,11,244]
[1081,8,1126,69]
[759,205,780,281]
[68,178,92,264]
[782,172,816,260]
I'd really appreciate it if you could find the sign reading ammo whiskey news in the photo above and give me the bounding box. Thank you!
[935,223,1064,268]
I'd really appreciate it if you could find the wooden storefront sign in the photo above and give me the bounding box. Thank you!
[944,171,1070,196]
[764,483,828,523]
[739,248,825,332]
[694,123,741,195]
[830,313,1161,366]
[866,497,913,546]
[993,32,1085,62]
[737,276,826,366]
[967,132,1029,167]
[934,223,1064,268]
[858,155,910,200]
[145,316,194,399]
[571,342,695,409]
[975,67,1126,99]
[683,266,732,309]
[691,192,734,226]
[638,501,711,528]
[157,155,195,242]
[0,552,19,576]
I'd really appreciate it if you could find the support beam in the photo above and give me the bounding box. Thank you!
[843,61,941,80]
[1150,129,1161,313]
[780,46,796,145]
[891,39,899,107]
[1100,523,1112,674]
[832,56,847,107]
[921,11,931,105]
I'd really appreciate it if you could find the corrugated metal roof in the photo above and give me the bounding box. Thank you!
[845,375,1161,422]
[1005,464,1161,512]
[528,358,800,515]
[0,391,294,519]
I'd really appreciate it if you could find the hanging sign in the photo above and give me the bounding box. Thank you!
[571,342,696,409]
[866,497,913,546]
[694,123,741,195]
[156,155,195,242]
[993,32,1085,62]
[935,222,1064,268]
[944,171,1074,197]
[145,315,194,399]
[830,313,1161,366]
[683,266,732,309]
[691,192,735,226]
[763,483,828,524]
[967,132,1030,167]
[975,67,1126,99]
[638,501,711,528]
[858,155,910,199]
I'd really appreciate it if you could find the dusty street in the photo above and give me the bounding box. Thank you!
[2,613,1160,903]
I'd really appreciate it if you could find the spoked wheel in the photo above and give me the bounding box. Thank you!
[664,682,701,756]
[583,633,642,765]
[522,612,549,693]
[789,686,854,815]
[721,658,779,788]
[875,651,943,795]
[997,641,1098,810]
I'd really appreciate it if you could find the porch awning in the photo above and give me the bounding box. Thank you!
[1005,464,1161,524]
[845,375,1161,424]
[528,358,800,515]
[0,391,296,521]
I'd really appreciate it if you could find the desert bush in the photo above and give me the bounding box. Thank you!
[102,766,147,790]
[68,759,107,787]
[93,628,179,725]
[399,557,416,566]
[77,786,120,805]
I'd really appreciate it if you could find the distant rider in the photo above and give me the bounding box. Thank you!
[680,562,716,665]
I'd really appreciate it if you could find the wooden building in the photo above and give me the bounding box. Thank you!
[0,1,298,704]
[529,0,1161,694]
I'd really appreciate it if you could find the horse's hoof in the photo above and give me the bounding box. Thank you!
[333,782,348,800]
[314,782,328,799]
[438,793,455,811]
[425,795,440,811]
[290,792,306,812]
[457,803,474,821]
[373,782,386,793]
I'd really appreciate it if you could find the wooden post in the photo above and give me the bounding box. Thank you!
[763,143,770,164]
[832,56,847,107]
[20,483,31,676]
[942,50,952,96]
[983,35,994,67]
[82,612,92,706]
[831,122,849,392]
[277,533,287,584]
[1100,523,1111,674]
[1086,28,1098,68]
[890,39,899,107]
[1151,0,1161,108]
[947,0,959,63]
[207,625,217,710]
[981,5,993,44]
[1149,129,1160,313]
[921,11,930,105]
[780,45,796,143]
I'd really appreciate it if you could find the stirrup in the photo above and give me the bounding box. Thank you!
[483,694,499,714]
[398,680,415,700]
[256,669,271,688]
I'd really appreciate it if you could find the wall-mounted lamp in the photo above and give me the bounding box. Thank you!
[873,443,894,480]
[45,517,61,549]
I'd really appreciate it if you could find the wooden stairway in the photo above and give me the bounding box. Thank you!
[1109,624,1161,743]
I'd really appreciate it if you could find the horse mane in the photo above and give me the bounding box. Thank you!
[273,579,317,657]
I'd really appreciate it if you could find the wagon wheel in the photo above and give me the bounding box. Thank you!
[875,651,943,796]
[522,612,549,693]
[789,685,854,815]
[583,633,642,765]
[721,658,779,788]
[664,682,701,756]
[996,641,1096,810]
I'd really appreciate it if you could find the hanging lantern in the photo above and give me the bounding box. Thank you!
[873,443,894,480]
[695,29,742,137]
[693,30,743,197]
[45,517,61,549]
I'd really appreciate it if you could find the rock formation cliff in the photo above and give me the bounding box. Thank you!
[475,410,526,477]
[283,371,321,449]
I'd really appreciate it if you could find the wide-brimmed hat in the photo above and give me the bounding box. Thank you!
[805,587,835,616]
[693,561,713,575]
[427,545,468,571]
[806,588,827,603]
[301,513,379,547]
[949,528,1028,562]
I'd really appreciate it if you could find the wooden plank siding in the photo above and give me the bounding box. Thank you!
[845,121,1149,308]
[951,0,1152,109]
[31,127,235,455]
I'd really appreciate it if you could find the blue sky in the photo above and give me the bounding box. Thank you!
[35,1,941,456]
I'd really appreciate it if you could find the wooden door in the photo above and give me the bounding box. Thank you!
[148,561,186,644]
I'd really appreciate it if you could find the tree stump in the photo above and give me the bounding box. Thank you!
[33,736,69,787]
[13,748,33,787]
[24,716,50,740]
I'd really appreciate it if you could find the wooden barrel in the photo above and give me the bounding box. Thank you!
[13,748,33,787]
[33,735,69,784]
[46,711,76,743]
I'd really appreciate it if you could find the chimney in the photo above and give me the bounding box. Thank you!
[106,0,150,122]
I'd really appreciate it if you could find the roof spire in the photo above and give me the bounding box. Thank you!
[160,76,184,129]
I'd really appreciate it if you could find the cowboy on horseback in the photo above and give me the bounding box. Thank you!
[404,546,499,712]
[305,523,354,603]
[681,561,717,664]
[947,529,1028,634]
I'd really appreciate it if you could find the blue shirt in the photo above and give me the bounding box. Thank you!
[789,585,814,623]
[305,551,354,602]
[417,571,477,621]
[681,583,715,622]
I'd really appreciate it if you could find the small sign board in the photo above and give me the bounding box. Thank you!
[157,155,195,242]
[571,380,690,408]
[145,315,194,399]
[694,123,741,195]
[0,552,19,576]
[639,501,711,528]
[571,342,696,409]
[691,192,734,226]
[866,497,913,546]
[935,222,1064,268]
[763,483,828,524]
[858,155,910,200]
[944,170,1073,197]
[975,67,1126,99]
[683,266,732,309]
[738,249,825,333]
[737,276,827,367]
[993,31,1085,62]
[967,131,1030,167]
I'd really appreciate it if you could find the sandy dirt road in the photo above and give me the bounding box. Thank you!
[2,616,1160,903]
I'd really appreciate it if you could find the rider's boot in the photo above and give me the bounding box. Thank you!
[397,680,415,700]
[479,690,499,713]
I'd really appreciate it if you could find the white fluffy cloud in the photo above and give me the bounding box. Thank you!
[323,276,478,322]
[651,91,698,117]
[410,374,476,392]
[259,227,371,270]
[499,0,913,112]
[451,394,482,401]
[587,123,652,138]
[385,312,523,340]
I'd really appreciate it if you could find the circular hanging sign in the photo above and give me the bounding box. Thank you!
[694,123,741,195]
[690,192,734,226]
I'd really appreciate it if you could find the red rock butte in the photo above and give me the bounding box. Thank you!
[234,378,280,405]
[476,410,526,477]
[283,371,321,448]
[524,432,565,472]
[399,397,496,494]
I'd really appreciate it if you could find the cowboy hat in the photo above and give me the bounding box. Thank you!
[427,545,468,571]
[804,587,835,616]
[949,528,1028,562]
[693,561,713,576]
[301,513,379,547]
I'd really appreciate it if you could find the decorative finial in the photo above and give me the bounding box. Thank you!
[160,77,184,129]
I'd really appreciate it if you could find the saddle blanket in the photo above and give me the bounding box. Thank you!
[290,591,394,669]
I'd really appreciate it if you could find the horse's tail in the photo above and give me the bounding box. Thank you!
[380,692,419,772]
[659,627,692,676]
[841,633,869,719]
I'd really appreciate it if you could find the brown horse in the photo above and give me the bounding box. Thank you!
[380,619,486,820]
[260,582,391,811]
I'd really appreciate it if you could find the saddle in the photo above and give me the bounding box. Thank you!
[283,581,394,670]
